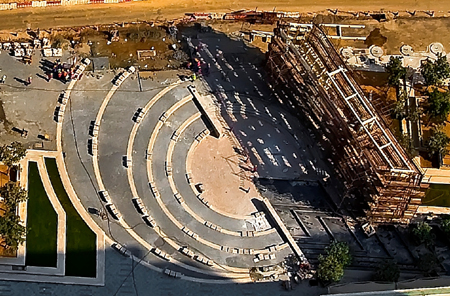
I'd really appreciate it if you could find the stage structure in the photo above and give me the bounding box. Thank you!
[266,22,428,224]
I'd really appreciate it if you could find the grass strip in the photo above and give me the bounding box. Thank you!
[45,158,97,277]
[423,184,450,207]
[25,161,58,267]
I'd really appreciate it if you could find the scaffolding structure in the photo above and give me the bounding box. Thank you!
[266,22,428,224]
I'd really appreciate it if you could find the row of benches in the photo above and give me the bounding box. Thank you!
[112,242,171,261]
[180,247,213,266]
[112,66,135,86]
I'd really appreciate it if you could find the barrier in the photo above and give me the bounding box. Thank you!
[0,3,17,10]
[46,1,61,5]
[17,1,32,8]
[32,1,46,7]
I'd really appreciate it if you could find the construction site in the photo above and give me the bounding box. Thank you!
[2,2,450,295]
[265,22,428,224]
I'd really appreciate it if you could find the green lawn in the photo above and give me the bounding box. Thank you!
[422,184,450,207]
[26,161,58,267]
[45,158,97,278]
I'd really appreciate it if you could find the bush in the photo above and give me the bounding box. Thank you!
[317,241,352,283]
[417,253,439,277]
[412,222,435,246]
[373,261,400,282]
[441,218,450,235]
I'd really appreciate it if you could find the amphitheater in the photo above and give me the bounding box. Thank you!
[48,30,327,283]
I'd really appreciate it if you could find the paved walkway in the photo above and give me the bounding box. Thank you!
[423,168,450,184]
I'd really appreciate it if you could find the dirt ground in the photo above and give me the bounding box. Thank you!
[0,0,446,31]
[190,135,258,217]
[332,17,450,55]
[79,25,185,69]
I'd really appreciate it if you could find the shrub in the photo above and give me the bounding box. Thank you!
[412,222,435,247]
[317,241,352,283]
[373,261,400,282]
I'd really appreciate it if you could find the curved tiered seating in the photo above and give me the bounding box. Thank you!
[141,94,290,269]
[76,70,296,278]
[90,81,252,278]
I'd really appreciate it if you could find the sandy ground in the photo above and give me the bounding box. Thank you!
[190,135,258,217]
[0,0,446,31]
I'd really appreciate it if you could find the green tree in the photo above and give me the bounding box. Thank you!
[386,56,406,86]
[421,54,450,86]
[0,142,26,167]
[412,221,435,247]
[407,109,422,122]
[0,211,25,250]
[435,54,450,83]
[373,260,400,282]
[426,89,450,122]
[0,182,27,211]
[391,98,407,120]
[441,218,450,236]
[0,181,28,250]
[318,241,352,283]
[428,127,450,157]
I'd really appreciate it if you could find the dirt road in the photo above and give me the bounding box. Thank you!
[0,0,443,31]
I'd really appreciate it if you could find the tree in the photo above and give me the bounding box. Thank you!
[441,218,450,236]
[386,56,406,86]
[428,127,450,157]
[373,261,400,282]
[391,97,407,120]
[0,182,27,211]
[435,54,450,83]
[421,54,450,86]
[426,88,450,122]
[317,241,352,283]
[412,221,435,247]
[0,211,25,250]
[0,182,27,250]
[0,142,26,167]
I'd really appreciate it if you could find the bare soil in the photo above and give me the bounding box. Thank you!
[190,135,258,217]
[0,0,446,31]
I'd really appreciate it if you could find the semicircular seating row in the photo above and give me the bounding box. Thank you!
[86,77,291,273]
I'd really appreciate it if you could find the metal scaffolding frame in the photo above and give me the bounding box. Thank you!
[265,22,428,224]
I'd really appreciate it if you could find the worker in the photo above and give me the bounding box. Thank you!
[192,73,196,81]
[27,76,32,86]
[0,75,6,84]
